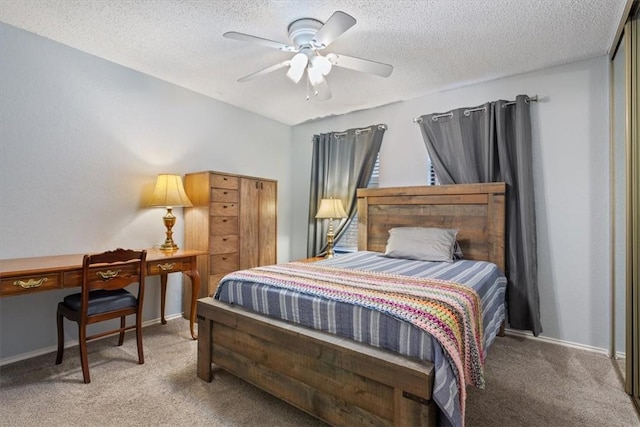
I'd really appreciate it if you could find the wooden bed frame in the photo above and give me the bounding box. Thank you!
[197,183,506,426]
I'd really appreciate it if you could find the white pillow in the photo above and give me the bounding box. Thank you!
[384,227,459,262]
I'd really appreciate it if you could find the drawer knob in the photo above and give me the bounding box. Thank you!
[222,238,227,241]
[96,269,120,279]
[13,278,48,289]
[157,263,175,272]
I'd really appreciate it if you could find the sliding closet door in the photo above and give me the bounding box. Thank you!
[611,27,628,379]
[611,1,639,410]
[632,5,639,409]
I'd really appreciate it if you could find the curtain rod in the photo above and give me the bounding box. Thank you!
[333,124,387,137]
[502,95,538,107]
[412,95,538,123]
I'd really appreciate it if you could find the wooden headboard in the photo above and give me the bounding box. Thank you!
[356,183,506,272]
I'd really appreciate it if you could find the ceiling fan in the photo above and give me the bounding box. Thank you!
[223,11,393,101]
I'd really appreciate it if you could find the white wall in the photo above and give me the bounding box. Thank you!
[291,57,611,351]
[0,20,612,359]
[0,23,292,362]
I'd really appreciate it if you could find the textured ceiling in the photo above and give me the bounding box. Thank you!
[0,0,628,126]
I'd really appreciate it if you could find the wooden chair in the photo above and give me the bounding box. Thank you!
[55,248,147,383]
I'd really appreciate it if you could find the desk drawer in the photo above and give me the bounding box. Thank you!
[64,264,141,286]
[211,174,238,190]
[211,202,238,216]
[1,273,60,296]
[211,253,238,274]
[210,235,238,254]
[148,260,190,275]
[211,188,238,203]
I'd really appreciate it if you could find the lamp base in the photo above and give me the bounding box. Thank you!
[159,207,179,252]
[325,229,335,258]
[159,241,179,252]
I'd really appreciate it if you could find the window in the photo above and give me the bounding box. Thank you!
[427,157,438,185]
[334,154,379,252]
[334,154,437,253]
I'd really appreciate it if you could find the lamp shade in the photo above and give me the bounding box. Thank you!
[315,198,347,219]
[148,174,193,208]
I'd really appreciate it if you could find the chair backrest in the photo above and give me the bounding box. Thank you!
[81,248,147,315]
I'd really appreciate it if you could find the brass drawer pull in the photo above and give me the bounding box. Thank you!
[157,263,175,272]
[13,278,48,289]
[96,269,120,279]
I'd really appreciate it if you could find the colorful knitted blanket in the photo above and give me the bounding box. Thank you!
[223,262,485,412]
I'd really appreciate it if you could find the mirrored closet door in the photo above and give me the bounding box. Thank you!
[611,0,639,410]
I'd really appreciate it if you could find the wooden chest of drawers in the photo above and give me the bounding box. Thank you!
[184,171,277,310]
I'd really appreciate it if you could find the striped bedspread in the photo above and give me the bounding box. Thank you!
[215,251,507,427]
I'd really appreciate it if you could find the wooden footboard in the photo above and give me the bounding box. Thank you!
[197,297,436,427]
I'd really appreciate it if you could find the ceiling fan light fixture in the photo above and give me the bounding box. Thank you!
[311,55,332,76]
[286,52,308,83]
[307,66,324,86]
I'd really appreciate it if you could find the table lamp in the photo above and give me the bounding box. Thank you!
[148,174,193,251]
[315,198,348,258]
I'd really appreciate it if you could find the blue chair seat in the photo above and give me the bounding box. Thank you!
[63,289,136,316]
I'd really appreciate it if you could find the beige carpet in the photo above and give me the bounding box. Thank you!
[1,318,638,427]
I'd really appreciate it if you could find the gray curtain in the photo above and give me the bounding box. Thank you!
[420,102,497,184]
[418,95,542,336]
[307,124,385,257]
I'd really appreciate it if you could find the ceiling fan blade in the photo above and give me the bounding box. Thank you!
[286,53,308,83]
[223,31,296,51]
[238,60,290,82]
[311,11,356,48]
[326,53,393,77]
[310,77,332,101]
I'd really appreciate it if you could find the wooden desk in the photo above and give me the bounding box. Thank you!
[0,248,207,339]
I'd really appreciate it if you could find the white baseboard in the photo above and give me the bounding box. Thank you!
[504,328,625,359]
[2,318,625,366]
[0,313,184,367]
